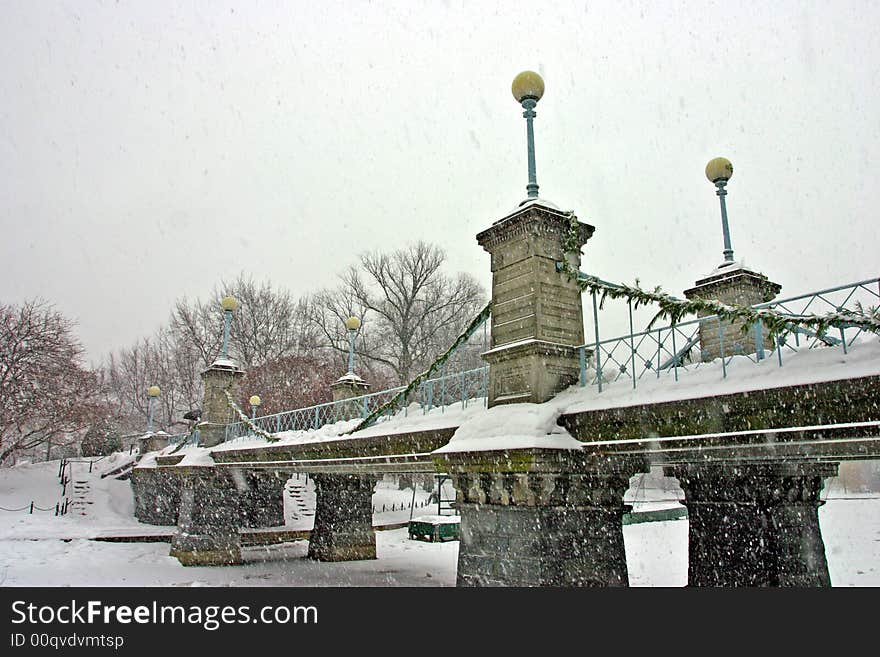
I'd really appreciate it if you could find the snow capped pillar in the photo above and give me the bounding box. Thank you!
[198,358,245,447]
[477,201,594,406]
[684,264,781,362]
[687,157,782,361]
[330,373,371,420]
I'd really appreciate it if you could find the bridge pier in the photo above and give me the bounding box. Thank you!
[170,467,243,566]
[238,469,287,528]
[438,448,642,586]
[666,462,837,586]
[454,472,633,586]
[130,466,181,526]
[307,473,377,561]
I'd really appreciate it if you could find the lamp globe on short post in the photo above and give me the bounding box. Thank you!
[249,395,262,421]
[146,385,161,433]
[344,316,361,374]
[219,295,239,360]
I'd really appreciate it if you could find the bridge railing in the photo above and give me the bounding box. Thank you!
[166,432,191,446]
[579,276,880,392]
[223,366,490,443]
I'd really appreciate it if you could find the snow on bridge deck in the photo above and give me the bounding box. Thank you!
[186,336,880,471]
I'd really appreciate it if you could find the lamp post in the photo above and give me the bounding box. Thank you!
[344,316,361,374]
[512,70,545,199]
[146,385,161,433]
[705,157,735,264]
[219,295,239,359]
[249,395,262,420]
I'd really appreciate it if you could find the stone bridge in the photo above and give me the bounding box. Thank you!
[130,74,879,586]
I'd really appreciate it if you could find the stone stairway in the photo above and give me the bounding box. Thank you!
[285,477,314,521]
[69,479,92,516]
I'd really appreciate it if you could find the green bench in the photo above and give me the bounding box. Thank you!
[408,515,460,542]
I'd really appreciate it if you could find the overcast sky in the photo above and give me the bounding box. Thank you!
[2,0,878,365]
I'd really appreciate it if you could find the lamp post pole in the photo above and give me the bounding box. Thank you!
[706,157,735,264]
[512,71,545,200]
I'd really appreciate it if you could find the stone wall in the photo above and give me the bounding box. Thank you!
[130,466,181,526]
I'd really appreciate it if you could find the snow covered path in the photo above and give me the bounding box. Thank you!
[1,497,877,587]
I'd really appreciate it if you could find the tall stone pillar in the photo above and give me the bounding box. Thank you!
[477,201,594,406]
[199,359,245,447]
[306,373,377,561]
[666,462,837,587]
[170,466,243,566]
[684,264,781,361]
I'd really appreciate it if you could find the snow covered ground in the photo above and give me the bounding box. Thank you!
[1,458,877,587]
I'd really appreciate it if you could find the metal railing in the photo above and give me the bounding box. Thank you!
[578,276,880,392]
[223,366,490,443]
[223,305,492,443]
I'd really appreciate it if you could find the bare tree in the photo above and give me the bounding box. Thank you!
[106,274,322,430]
[106,327,200,434]
[311,242,487,385]
[0,300,106,465]
[239,354,337,416]
[170,273,318,369]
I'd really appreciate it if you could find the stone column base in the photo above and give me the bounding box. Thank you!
[170,468,242,566]
[666,462,837,587]
[239,470,287,528]
[131,467,181,526]
[451,471,633,586]
[482,340,586,406]
[307,474,376,562]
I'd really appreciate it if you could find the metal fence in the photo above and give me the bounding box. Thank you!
[224,366,490,443]
[579,276,880,392]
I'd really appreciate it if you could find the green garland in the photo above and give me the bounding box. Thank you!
[560,212,880,339]
[169,422,203,454]
[225,389,279,443]
[347,301,493,434]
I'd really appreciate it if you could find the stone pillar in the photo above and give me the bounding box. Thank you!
[238,469,287,529]
[330,374,370,420]
[451,470,634,586]
[666,462,837,587]
[199,360,245,447]
[137,432,170,454]
[476,201,595,406]
[307,473,376,561]
[305,373,376,561]
[170,466,243,566]
[130,466,181,526]
[683,264,781,362]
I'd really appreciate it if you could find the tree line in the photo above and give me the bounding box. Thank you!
[0,242,486,465]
